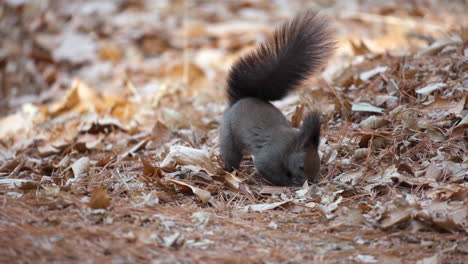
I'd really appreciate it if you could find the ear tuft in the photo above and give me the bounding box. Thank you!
[299,111,321,148]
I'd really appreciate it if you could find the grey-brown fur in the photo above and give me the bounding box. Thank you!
[220,10,334,186]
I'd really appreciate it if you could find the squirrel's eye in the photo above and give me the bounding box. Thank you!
[298,164,304,171]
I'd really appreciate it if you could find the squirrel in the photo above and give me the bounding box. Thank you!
[219,10,335,186]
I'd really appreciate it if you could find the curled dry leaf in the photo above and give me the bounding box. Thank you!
[360,116,390,129]
[76,134,104,150]
[120,139,149,158]
[41,186,61,198]
[163,232,185,249]
[350,38,371,55]
[223,172,245,190]
[98,42,122,63]
[335,168,366,186]
[441,161,467,183]
[416,82,446,95]
[161,107,187,129]
[89,186,111,209]
[359,66,388,82]
[70,157,90,182]
[53,31,97,64]
[37,144,60,156]
[242,200,293,213]
[0,179,33,188]
[355,254,378,263]
[352,103,384,114]
[80,118,128,134]
[401,111,420,130]
[0,157,23,173]
[417,200,466,232]
[353,148,368,160]
[168,179,211,204]
[375,95,398,108]
[160,146,215,175]
[260,185,291,195]
[141,157,163,178]
[422,96,466,116]
[48,79,101,116]
[415,36,462,57]
[192,211,211,226]
[380,205,413,229]
[152,120,170,145]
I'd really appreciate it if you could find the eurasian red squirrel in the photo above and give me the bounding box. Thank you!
[220,10,335,186]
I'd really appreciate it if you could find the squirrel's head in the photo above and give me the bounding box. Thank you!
[285,112,321,186]
[255,112,321,187]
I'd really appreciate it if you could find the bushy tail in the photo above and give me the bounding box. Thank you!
[226,10,335,106]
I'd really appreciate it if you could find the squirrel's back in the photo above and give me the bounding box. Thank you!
[226,10,335,106]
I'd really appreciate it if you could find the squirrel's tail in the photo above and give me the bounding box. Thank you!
[226,10,335,106]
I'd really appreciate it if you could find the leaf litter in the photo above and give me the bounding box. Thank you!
[0,1,467,263]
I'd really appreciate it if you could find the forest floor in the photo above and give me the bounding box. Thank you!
[0,1,467,263]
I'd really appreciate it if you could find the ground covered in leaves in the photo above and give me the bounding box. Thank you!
[0,1,467,263]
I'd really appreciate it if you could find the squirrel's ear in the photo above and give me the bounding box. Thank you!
[299,111,321,149]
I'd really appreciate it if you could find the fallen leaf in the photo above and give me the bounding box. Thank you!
[161,146,215,175]
[0,179,33,188]
[380,202,413,229]
[416,82,446,95]
[70,157,90,182]
[120,139,149,158]
[48,79,101,116]
[163,232,185,249]
[352,103,384,114]
[89,186,111,209]
[168,179,211,204]
[223,172,245,190]
[360,66,388,82]
[53,31,97,64]
[360,116,389,129]
[242,201,293,213]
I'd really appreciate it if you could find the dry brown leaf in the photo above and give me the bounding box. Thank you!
[223,172,245,190]
[98,42,122,63]
[380,204,413,229]
[352,102,384,113]
[70,157,90,182]
[353,148,368,160]
[161,107,188,128]
[416,36,462,57]
[360,116,389,129]
[80,118,128,134]
[152,120,170,145]
[0,179,32,188]
[48,79,101,116]
[422,96,466,116]
[242,201,294,213]
[141,157,163,178]
[418,200,467,232]
[168,179,211,204]
[89,186,111,209]
[53,31,97,64]
[160,146,215,175]
[76,134,104,150]
[37,144,60,156]
[120,139,149,158]
[416,82,446,95]
[359,66,388,82]
[349,38,371,55]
